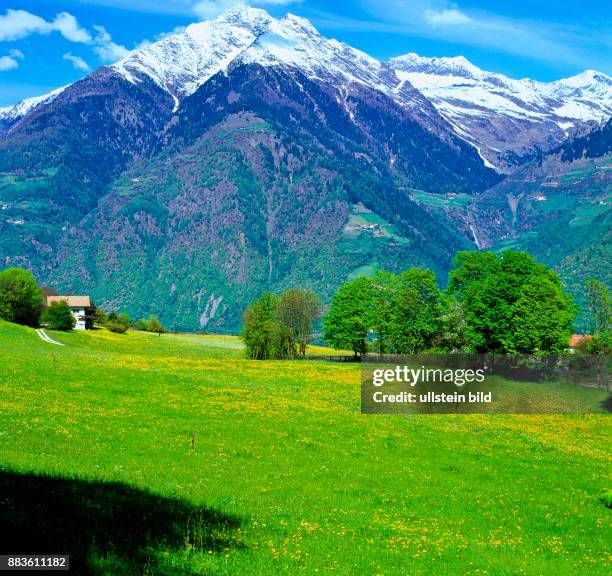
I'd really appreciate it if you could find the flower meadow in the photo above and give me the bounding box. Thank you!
[0,320,610,575]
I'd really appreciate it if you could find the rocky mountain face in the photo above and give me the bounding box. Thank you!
[390,54,612,172]
[45,59,498,329]
[0,67,175,279]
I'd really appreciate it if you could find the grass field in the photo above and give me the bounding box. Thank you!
[0,321,611,575]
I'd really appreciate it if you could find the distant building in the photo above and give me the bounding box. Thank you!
[45,294,92,330]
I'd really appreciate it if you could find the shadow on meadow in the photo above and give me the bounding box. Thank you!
[0,470,243,575]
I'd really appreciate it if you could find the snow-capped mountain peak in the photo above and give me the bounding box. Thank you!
[551,69,612,99]
[110,6,424,115]
[389,53,612,171]
[213,4,272,32]
[111,13,261,105]
[391,53,484,80]
[0,85,68,126]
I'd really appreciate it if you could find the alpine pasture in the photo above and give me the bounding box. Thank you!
[0,321,610,575]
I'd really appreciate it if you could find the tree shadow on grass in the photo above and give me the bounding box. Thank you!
[0,470,243,575]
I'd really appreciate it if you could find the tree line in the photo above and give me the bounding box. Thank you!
[242,251,610,358]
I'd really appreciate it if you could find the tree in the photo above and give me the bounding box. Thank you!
[94,307,107,326]
[41,301,75,331]
[105,320,128,334]
[510,275,576,354]
[370,270,394,356]
[147,315,165,334]
[585,279,611,335]
[116,312,132,327]
[105,311,130,334]
[385,268,442,353]
[134,318,149,331]
[241,292,283,359]
[0,267,42,326]
[449,251,576,353]
[85,301,97,329]
[277,289,322,358]
[323,277,373,357]
[435,297,469,352]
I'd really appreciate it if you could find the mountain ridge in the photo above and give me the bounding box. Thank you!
[390,53,611,171]
[2,5,610,174]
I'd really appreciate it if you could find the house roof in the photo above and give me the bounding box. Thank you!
[569,334,592,348]
[46,295,91,308]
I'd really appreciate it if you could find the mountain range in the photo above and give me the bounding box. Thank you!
[0,6,609,331]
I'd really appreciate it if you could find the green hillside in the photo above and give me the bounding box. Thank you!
[0,321,610,575]
[410,156,612,330]
[44,113,471,331]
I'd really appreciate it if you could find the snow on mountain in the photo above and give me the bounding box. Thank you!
[2,7,609,173]
[233,13,397,93]
[389,53,612,171]
[112,6,400,98]
[112,7,271,110]
[0,85,68,123]
[111,6,435,121]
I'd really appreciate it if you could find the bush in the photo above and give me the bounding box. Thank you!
[134,319,149,331]
[133,316,164,333]
[146,315,164,334]
[41,301,75,331]
[116,313,132,327]
[106,320,128,334]
[0,267,42,327]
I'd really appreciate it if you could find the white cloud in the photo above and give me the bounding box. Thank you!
[0,9,129,67]
[92,25,130,62]
[424,8,471,26]
[0,9,91,43]
[63,51,90,71]
[0,9,47,41]
[52,12,92,43]
[0,47,25,72]
[0,55,19,71]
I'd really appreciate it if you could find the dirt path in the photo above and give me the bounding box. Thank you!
[35,328,65,346]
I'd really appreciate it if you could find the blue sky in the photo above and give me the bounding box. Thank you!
[1,0,610,106]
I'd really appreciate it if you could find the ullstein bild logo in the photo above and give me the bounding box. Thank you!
[361,355,610,414]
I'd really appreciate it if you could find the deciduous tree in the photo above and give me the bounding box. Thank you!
[0,267,42,327]
[41,301,75,331]
[323,277,373,357]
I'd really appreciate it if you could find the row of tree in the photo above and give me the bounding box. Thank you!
[242,289,322,359]
[95,309,165,334]
[241,251,610,358]
[324,251,581,355]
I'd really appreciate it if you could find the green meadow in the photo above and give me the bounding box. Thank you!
[0,321,610,575]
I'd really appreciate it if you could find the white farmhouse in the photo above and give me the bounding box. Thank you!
[45,295,92,330]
